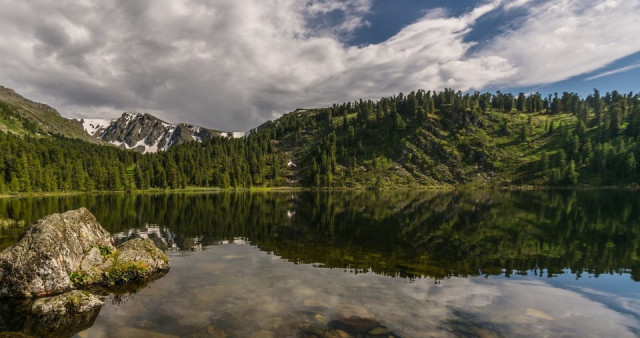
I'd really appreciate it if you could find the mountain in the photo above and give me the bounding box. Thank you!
[75,112,246,153]
[0,86,638,193]
[0,86,102,143]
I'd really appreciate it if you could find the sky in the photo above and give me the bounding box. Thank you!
[0,0,639,131]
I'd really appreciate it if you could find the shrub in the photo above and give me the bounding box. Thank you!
[103,261,150,286]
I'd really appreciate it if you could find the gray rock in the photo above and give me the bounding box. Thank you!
[79,246,115,285]
[0,208,114,298]
[27,291,103,337]
[0,208,170,298]
[117,238,171,274]
[31,290,104,315]
[80,247,104,271]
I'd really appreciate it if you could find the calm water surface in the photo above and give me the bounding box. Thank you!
[0,191,639,337]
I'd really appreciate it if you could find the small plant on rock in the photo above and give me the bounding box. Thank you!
[103,261,150,286]
[69,271,89,287]
[98,245,114,258]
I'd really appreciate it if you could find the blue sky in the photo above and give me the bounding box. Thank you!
[0,0,639,130]
[344,0,640,97]
[351,0,481,45]
[513,52,640,97]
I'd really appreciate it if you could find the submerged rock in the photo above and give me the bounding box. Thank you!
[0,208,170,298]
[0,292,103,338]
[31,290,104,316]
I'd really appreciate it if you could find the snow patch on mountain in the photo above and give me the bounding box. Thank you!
[76,112,243,153]
[81,119,112,136]
[222,131,246,138]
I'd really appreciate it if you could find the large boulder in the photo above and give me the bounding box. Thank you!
[0,208,114,298]
[0,208,170,298]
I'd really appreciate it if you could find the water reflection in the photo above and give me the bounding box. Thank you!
[0,190,638,281]
[83,244,640,337]
[0,278,165,337]
[0,190,639,336]
[0,298,101,337]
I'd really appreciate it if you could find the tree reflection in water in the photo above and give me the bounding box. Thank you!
[0,190,638,281]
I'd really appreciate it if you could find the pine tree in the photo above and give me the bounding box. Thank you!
[516,93,526,112]
[565,160,578,185]
[623,153,636,182]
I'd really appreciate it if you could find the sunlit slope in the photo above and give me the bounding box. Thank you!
[0,86,102,143]
[264,90,639,187]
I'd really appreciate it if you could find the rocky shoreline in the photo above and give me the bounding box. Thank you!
[0,208,170,336]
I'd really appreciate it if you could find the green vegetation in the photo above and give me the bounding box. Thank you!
[0,218,26,229]
[69,271,89,287]
[3,190,638,281]
[98,245,114,258]
[70,259,150,288]
[0,88,639,192]
[0,86,101,143]
[69,291,87,309]
[0,101,43,135]
[103,261,150,286]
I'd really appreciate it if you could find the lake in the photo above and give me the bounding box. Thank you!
[0,190,639,337]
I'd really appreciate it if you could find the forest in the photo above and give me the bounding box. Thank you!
[0,88,639,192]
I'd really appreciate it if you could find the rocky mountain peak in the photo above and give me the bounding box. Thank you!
[76,112,241,153]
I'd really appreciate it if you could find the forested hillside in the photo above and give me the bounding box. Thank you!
[0,88,638,192]
[289,88,640,187]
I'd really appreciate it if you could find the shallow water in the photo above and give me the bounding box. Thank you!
[0,190,639,337]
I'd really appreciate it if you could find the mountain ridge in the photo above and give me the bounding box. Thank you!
[0,85,247,153]
[73,112,241,153]
[0,86,103,144]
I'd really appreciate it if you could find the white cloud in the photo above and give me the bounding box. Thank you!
[481,0,640,87]
[504,0,535,10]
[585,63,640,81]
[0,0,638,130]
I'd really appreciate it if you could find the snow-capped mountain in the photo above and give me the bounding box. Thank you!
[76,112,245,153]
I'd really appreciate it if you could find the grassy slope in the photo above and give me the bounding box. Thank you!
[270,108,595,188]
[0,86,102,144]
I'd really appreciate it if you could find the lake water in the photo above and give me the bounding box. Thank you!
[0,191,639,337]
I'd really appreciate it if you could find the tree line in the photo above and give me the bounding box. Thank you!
[0,88,639,192]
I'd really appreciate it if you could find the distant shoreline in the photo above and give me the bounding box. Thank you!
[0,184,638,198]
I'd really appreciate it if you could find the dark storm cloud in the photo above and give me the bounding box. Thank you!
[0,0,639,131]
[33,21,70,54]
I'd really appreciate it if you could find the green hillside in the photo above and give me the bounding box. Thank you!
[267,89,639,188]
[0,86,101,143]
[0,88,638,193]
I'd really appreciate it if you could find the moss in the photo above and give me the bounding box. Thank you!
[103,261,150,286]
[69,292,85,308]
[69,271,89,287]
[97,245,114,258]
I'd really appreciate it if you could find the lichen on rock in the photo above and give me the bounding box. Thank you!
[117,238,171,272]
[26,290,104,337]
[0,208,114,298]
[0,208,170,299]
[31,290,104,316]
